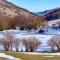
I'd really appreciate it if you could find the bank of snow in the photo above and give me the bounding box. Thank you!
[0,53,20,60]
[21,52,60,56]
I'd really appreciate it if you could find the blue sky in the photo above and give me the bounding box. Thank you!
[8,0,60,12]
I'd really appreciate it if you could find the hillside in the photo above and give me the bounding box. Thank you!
[36,8,60,21]
[0,0,46,30]
[44,8,60,20]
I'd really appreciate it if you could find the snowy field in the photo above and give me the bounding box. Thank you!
[14,28,60,51]
[15,33,54,52]
[0,28,60,51]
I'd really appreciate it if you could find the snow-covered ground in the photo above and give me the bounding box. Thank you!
[45,27,60,34]
[15,33,54,52]
[21,52,60,56]
[0,28,60,51]
[14,28,60,51]
[0,52,60,59]
[0,53,20,60]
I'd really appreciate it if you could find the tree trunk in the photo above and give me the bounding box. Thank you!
[57,48,60,52]
[25,48,28,52]
[29,47,34,52]
[16,45,19,52]
[10,44,12,51]
[4,44,9,51]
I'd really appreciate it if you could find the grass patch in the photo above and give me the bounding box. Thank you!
[0,58,8,60]
[2,51,60,60]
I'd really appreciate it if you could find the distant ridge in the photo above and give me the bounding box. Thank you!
[36,8,60,21]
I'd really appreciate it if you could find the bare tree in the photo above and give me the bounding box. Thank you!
[48,35,60,52]
[14,38,20,52]
[22,37,41,52]
[0,31,15,51]
[0,31,21,51]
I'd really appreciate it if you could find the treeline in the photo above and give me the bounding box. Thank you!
[0,15,47,30]
[0,31,41,52]
[0,32,60,52]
